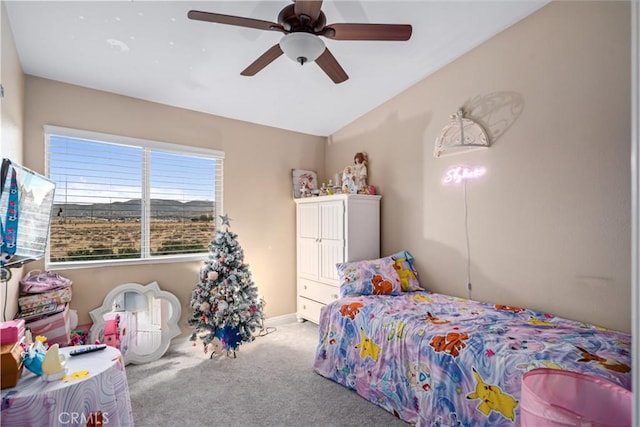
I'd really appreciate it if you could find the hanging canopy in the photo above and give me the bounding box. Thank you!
[434,109,490,158]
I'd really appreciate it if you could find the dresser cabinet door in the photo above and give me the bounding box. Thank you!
[297,203,320,280]
[318,201,344,284]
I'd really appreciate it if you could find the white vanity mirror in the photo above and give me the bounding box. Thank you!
[89,281,181,365]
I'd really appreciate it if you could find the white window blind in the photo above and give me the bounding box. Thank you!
[44,125,223,267]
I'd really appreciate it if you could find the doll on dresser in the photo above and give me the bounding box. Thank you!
[353,152,368,193]
[342,166,356,194]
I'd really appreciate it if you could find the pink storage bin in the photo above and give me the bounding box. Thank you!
[25,303,71,347]
[521,368,631,427]
[0,319,25,345]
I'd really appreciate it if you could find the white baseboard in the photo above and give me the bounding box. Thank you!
[263,313,297,327]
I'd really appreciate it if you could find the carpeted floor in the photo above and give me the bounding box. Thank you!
[125,321,408,427]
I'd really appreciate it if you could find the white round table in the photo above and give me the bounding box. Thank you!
[1,345,133,426]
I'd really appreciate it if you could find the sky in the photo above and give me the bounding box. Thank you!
[49,135,216,204]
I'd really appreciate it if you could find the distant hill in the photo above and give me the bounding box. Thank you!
[53,199,215,220]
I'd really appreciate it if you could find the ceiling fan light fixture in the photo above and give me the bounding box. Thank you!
[279,32,325,65]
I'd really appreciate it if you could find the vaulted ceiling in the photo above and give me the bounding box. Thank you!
[5,1,548,136]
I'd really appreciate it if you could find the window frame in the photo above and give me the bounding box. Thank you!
[44,125,224,269]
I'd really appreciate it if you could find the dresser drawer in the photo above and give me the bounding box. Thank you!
[297,297,324,324]
[298,278,340,305]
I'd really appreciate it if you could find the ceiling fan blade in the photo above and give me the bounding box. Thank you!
[315,48,348,84]
[294,0,324,23]
[324,23,412,41]
[188,10,285,33]
[241,44,284,76]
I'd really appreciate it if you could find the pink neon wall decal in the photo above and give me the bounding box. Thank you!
[442,166,487,185]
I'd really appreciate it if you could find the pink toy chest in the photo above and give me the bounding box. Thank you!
[520,368,631,427]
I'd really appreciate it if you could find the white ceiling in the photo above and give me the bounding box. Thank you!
[5,1,548,137]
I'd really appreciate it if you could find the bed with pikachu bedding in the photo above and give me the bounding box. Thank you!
[312,252,631,426]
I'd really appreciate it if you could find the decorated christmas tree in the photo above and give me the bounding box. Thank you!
[188,214,263,357]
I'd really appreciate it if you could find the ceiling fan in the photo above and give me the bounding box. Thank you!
[188,0,412,84]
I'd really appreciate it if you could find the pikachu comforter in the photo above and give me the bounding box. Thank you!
[313,291,631,426]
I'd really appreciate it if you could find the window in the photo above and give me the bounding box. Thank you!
[44,125,224,268]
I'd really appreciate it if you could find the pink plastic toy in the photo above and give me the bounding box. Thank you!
[103,315,121,349]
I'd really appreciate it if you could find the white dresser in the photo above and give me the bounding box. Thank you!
[294,194,381,323]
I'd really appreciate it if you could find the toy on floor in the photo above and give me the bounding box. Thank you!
[69,330,86,346]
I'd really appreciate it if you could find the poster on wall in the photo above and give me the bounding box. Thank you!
[0,158,56,269]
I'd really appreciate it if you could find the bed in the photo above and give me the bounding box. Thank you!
[312,253,632,426]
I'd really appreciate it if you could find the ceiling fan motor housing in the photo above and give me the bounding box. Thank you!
[278,4,326,33]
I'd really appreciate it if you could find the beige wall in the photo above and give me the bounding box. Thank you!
[327,1,631,332]
[0,2,25,321]
[2,1,632,336]
[21,77,325,333]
